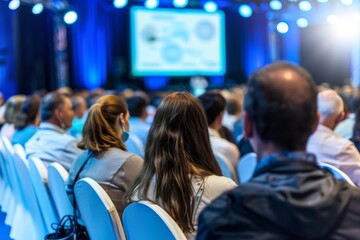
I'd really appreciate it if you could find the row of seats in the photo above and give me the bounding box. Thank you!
[217,150,356,186]
[0,134,187,239]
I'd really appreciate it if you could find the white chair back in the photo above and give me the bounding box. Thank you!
[74,177,126,240]
[28,156,59,233]
[13,147,46,239]
[122,200,187,240]
[48,162,74,218]
[318,163,356,187]
[125,134,144,157]
[237,152,257,183]
[215,153,238,183]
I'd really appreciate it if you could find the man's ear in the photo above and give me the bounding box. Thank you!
[311,112,320,134]
[243,111,253,139]
[335,111,345,126]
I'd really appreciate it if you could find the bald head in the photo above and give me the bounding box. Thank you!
[244,61,318,151]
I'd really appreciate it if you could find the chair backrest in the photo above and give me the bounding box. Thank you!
[214,153,238,183]
[318,163,356,187]
[28,156,59,233]
[13,147,46,239]
[237,152,257,183]
[48,162,74,218]
[74,178,126,240]
[122,201,187,240]
[125,134,144,157]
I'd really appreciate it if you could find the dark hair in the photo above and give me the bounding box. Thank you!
[227,96,242,115]
[245,61,318,150]
[349,94,360,113]
[77,95,128,153]
[127,92,221,234]
[40,92,67,121]
[14,95,41,130]
[198,91,226,125]
[3,95,26,124]
[126,96,147,118]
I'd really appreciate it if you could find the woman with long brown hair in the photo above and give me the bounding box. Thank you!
[127,92,236,239]
[68,95,143,216]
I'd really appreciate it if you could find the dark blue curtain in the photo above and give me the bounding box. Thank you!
[0,2,18,99]
[68,0,114,90]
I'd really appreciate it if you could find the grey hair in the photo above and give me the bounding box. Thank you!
[317,89,344,118]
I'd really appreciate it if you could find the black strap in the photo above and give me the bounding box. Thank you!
[73,150,94,220]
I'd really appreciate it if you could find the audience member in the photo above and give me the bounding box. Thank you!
[350,107,360,152]
[126,95,151,146]
[12,94,41,147]
[335,93,360,139]
[0,95,26,140]
[197,62,360,239]
[69,95,88,140]
[127,92,237,240]
[307,89,360,186]
[68,95,143,216]
[199,91,240,168]
[25,92,82,170]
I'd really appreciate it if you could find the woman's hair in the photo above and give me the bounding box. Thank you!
[77,95,128,152]
[4,95,26,124]
[127,92,221,233]
[14,95,41,130]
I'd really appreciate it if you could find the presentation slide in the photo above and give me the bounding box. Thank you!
[130,7,226,76]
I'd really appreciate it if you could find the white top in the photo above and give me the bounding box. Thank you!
[209,128,240,168]
[139,174,237,240]
[307,124,360,186]
[334,113,355,139]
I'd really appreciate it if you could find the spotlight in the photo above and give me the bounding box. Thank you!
[327,14,338,25]
[145,0,159,9]
[296,18,309,28]
[113,0,128,8]
[173,0,188,8]
[269,0,282,11]
[317,0,328,2]
[204,1,218,13]
[277,22,289,34]
[299,1,312,11]
[32,3,44,15]
[8,0,20,10]
[64,11,78,25]
[238,4,252,18]
[340,0,353,5]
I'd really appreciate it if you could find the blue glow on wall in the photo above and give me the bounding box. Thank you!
[0,2,18,99]
[70,0,110,90]
[144,76,170,91]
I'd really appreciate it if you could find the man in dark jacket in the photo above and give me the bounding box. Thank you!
[197,62,360,239]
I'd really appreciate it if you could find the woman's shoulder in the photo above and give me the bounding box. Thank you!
[202,175,237,199]
[204,175,237,187]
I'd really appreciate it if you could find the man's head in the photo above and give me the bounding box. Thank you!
[41,92,74,129]
[126,96,147,121]
[71,95,87,119]
[198,91,226,131]
[243,61,318,155]
[317,89,344,130]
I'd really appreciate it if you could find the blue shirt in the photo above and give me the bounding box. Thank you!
[25,122,83,170]
[129,117,150,146]
[11,125,38,147]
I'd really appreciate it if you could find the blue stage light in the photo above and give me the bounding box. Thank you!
[299,1,312,11]
[204,1,218,13]
[8,0,20,10]
[113,0,128,8]
[64,11,78,25]
[270,0,282,11]
[277,22,289,34]
[145,0,159,9]
[32,3,44,14]
[173,0,188,8]
[238,4,253,18]
[297,18,309,28]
